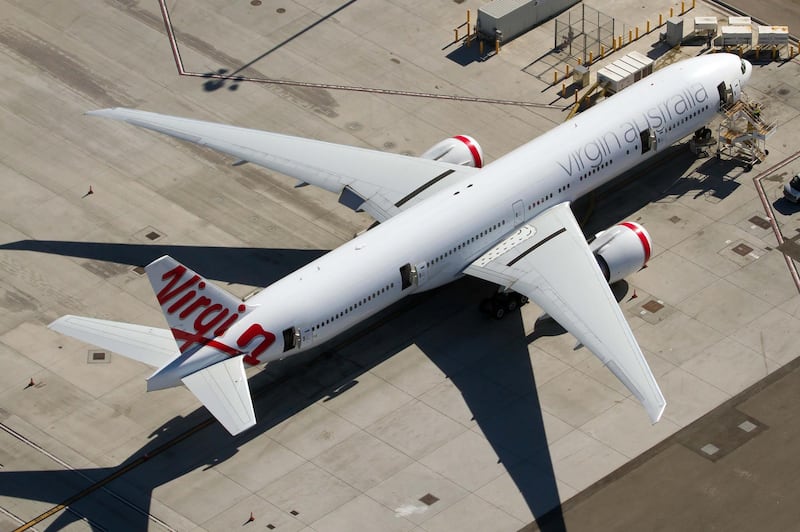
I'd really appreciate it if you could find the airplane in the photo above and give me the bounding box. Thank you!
[50,53,753,436]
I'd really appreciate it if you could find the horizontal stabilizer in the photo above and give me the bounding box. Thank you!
[48,315,177,368]
[182,355,256,435]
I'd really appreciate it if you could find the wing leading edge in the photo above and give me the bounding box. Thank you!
[465,203,666,423]
[88,108,478,222]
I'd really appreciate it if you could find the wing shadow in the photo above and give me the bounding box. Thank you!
[0,240,327,287]
[414,279,567,531]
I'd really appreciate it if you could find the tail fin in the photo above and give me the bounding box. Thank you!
[145,255,254,355]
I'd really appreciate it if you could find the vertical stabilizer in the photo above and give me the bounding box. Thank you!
[145,256,254,355]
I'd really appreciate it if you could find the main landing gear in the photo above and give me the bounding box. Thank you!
[480,291,529,320]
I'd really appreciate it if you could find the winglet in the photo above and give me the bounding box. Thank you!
[606,359,666,423]
[182,356,256,435]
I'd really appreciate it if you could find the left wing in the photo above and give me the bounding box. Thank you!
[465,203,666,423]
[182,355,256,435]
[88,108,478,222]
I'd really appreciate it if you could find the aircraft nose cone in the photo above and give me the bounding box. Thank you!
[743,59,753,84]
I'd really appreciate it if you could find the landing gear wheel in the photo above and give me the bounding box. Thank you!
[505,297,518,312]
[492,304,506,320]
[480,292,528,319]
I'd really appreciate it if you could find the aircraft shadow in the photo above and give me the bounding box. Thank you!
[574,144,744,235]
[0,276,567,530]
[0,240,327,287]
[414,280,567,531]
[199,0,358,92]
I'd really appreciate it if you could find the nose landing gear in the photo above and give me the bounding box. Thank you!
[480,291,529,320]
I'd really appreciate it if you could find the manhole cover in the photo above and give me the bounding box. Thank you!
[669,215,681,223]
[132,266,146,275]
[145,231,161,241]
[87,350,110,364]
[748,215,770,229]
[642,300,664,313]
[732,243,753,256]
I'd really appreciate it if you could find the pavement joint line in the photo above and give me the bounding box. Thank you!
[0,504,39,531]
[156,0,568,110]
[751,149,800,293]
[0,423,103,529]
[3,420,185,532]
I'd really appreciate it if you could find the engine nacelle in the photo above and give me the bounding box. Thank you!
[589,222,652,284]
[420,135,483,168]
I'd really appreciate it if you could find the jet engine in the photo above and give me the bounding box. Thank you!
[589,222,652,283]
[420,135,483,168]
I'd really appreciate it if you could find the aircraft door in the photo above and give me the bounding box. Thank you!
[512,200,525,226]
[282,327,300,352]
[400,262,427,290]
[717,81,734,108]
[639,128,657,154]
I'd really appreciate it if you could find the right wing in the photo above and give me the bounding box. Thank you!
[88,108,478,222]
[48,315,177,368]
[465,203,666,423]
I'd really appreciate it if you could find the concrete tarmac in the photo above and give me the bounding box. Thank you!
[1,1,800,531]
[527,337,800,531]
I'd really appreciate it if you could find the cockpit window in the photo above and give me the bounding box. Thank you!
[741,60,747,74]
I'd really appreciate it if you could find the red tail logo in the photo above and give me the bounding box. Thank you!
[155,264,275,362]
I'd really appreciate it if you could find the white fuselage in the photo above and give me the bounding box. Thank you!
[217,54,751,366]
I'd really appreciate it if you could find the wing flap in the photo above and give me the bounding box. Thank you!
[48,315,177,368]
[88,108,478,222]
[182,355,256,435]
[465,203,666,423]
